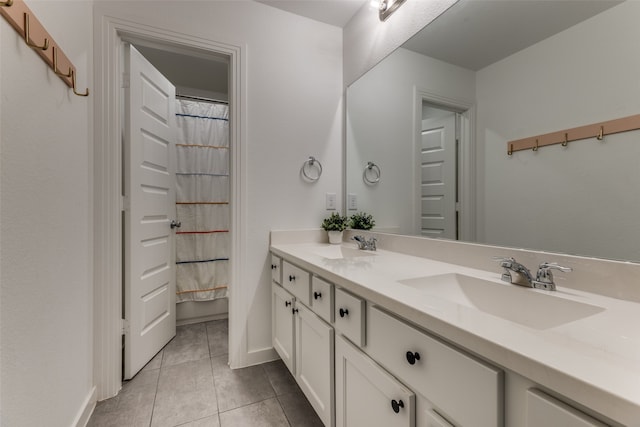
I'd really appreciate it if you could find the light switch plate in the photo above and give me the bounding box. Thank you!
[347,193,357,210]
[326,193,337,210]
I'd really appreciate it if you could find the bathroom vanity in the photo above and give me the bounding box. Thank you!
[270,230,640,427]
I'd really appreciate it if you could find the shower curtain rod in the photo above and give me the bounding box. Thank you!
[176,93,228,105]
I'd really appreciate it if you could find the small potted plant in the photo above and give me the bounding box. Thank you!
[321,212,349,244]
[349,211,375,230]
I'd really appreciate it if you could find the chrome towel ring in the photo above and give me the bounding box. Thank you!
[302,156,323,181]
[363,161,381,184]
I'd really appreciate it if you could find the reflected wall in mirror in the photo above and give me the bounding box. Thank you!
[346,0,640,262]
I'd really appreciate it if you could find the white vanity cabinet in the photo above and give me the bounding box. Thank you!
[367,306,503,427]
[271,275,334,427]
[336,334,415,427]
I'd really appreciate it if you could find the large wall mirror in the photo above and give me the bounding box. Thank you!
[346,0,640,262]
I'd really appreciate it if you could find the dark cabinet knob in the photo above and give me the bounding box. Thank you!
[391,399,404,414]
[406,351,421,365]
[271,264,277,270]
[314,291,322,300]
[292,308,299,315]
[288,275,296,282]
[339,308,349,318]
[285,301,291,307]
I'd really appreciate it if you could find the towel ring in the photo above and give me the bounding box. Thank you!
[302,156,322,181]
[363,161,381,184]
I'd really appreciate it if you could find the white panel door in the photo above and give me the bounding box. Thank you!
[420,114,457,239]
[124,44,177,379]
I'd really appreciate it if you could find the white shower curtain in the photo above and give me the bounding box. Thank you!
[174,98,230,303]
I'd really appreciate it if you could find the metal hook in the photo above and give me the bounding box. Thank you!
[71,69,89,97]
[561,132,568,147]
[507,143,513,156]
[52,47,72,77]
[532,139,539,151]
[24,13,49,51]
[596,126,604,141]
[1,0,14,7]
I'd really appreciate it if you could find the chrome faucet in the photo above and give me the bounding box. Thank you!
[494,257,534,287]
[352,235,377,251]
[533,262,573,291]
[494,257,572,291]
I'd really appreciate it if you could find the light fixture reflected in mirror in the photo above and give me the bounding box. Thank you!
[379,0,407,21]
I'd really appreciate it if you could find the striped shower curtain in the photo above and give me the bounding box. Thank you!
[174,98,229,303]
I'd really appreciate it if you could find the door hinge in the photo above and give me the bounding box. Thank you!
[456,202,461,212]
[121,73,130,89]
[121,319,130,335]
[121,196,130,212]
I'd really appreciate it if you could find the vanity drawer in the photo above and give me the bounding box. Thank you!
[367,305,503,427]
[525,389,607,427]
[282,261,311,306]
[271,254,282,285]
[334,287,365,347]
[311,276,333,323]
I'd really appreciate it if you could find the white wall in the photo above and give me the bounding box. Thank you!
[343,0,457,86]
[0,1,94,426]
[346,48,474,234]
[94,0,343,368]
[475,1,640,261]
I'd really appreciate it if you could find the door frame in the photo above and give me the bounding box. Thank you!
[413,87,476,242]
[93,16,247,400]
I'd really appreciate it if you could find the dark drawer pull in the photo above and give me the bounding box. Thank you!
[314,291,322,300]
[391,399,404,414]
[406,351,421,365]
[339,308,349,318]
[288,275,296,282]
[285,301,291,307]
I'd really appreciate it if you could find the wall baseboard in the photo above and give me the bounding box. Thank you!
[72,386,97,427]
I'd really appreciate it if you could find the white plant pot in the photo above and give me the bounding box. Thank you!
[327,230,343,245]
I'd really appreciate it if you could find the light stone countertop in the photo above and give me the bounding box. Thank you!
[270,241,640,426]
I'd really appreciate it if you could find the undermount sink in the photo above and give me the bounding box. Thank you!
[399,273,604,330]
[311,245,378,260]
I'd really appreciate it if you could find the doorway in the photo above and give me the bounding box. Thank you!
[94,16,245,400]
[414,89,476,242]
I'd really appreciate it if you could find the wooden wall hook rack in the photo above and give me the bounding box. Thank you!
[506,114,640,155]
[0,0,89,96]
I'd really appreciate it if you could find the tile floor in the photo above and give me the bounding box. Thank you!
[88,320,324,427]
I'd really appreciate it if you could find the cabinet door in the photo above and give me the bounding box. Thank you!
[272,283,295,374]
[295,303,335,427]
[526,389,608,427]
[336,335,415,427]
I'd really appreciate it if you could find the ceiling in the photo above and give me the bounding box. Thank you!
[403,0,622,71]
[255,0,369,27]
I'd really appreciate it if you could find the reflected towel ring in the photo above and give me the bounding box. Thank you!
[302,156,322,181]
[363,161,381,184]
